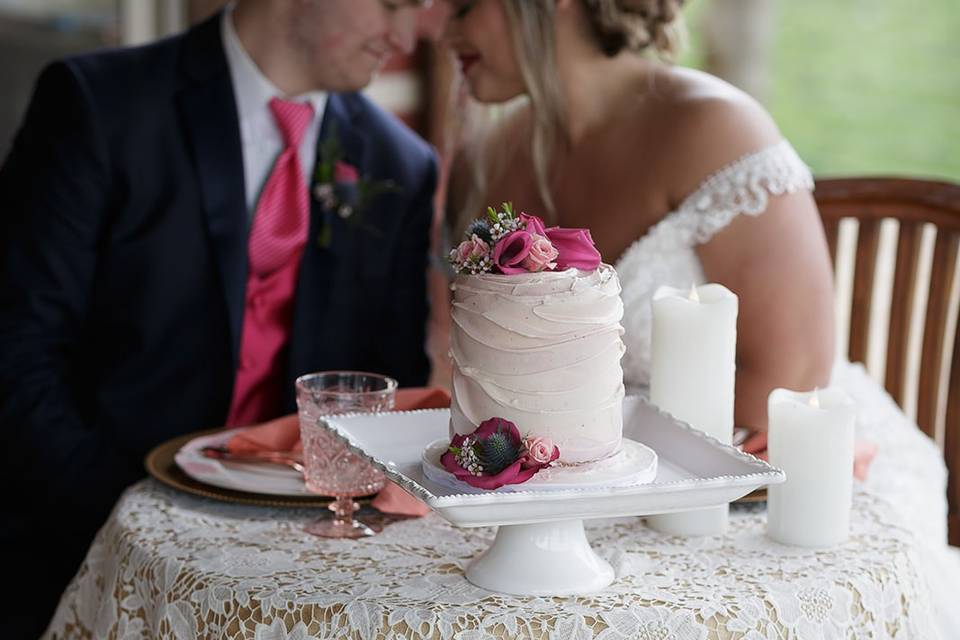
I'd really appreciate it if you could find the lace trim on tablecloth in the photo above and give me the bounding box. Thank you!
[45,480,939,640]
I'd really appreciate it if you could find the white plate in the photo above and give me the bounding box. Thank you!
[173,429,309,497]
[323,395,784,528]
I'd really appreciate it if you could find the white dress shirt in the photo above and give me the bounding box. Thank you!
[221,5,328,216]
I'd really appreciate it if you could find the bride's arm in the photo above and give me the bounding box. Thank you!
[698,189,835,433]
[671,94,835,434]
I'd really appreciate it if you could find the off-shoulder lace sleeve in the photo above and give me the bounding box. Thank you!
[662,138,814,248]
[614,139,814,391]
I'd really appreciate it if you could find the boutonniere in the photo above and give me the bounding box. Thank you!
[312,123,400,248]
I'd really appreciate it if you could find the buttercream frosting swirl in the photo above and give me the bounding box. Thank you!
[449,264,626,463]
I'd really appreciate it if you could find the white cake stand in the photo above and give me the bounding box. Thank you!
[322,396,783,596]
[421,436,658,595]
[465,518,616,595]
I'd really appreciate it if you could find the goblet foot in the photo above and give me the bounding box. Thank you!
[304,496,382,539]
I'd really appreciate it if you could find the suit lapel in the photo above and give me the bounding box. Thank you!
[323,94,368,177]
[177,12,247,370]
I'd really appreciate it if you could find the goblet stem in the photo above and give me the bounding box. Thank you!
[329,496,358,527]
[305,495,382,538]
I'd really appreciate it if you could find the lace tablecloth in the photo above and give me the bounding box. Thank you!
[45,480,938,640]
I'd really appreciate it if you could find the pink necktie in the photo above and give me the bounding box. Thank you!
[225,98,314,427]
[248,98,314,275]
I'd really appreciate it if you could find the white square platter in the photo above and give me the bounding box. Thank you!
[323,395,783,529]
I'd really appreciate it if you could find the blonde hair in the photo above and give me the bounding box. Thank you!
[500,1,567,221]
[452,0,685,233]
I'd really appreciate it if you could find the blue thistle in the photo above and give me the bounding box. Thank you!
[477,427,521,475]
[466,219,493,244]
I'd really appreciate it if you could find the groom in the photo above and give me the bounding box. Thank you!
[0,0,436,635]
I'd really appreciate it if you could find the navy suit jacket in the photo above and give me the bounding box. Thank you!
[0,11,436,616]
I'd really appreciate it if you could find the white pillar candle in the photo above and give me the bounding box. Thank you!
[766,387,855,547]
[646,283,738,535]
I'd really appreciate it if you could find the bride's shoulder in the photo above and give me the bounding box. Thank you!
[645,67,785,205]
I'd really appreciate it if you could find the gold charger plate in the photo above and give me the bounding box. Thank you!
[145,428,336,508]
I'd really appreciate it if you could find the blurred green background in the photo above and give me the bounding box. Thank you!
[682,0,960,181]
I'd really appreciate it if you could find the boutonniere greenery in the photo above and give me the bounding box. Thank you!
[312,123,399,248]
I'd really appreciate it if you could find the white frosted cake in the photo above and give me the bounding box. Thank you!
[449,264,626,464]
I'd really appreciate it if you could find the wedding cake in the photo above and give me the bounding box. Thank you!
[442,204,627,488]
[449,265,625,464]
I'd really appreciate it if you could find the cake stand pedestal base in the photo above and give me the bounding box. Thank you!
[466,519,614,596]
[646,504,729,536]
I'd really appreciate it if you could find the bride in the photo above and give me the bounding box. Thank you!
[440,0,959,632]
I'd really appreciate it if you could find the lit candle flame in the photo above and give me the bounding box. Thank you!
[688,284,700,303]
[809,387,820,409]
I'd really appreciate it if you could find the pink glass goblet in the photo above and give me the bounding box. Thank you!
[296,371,396,539]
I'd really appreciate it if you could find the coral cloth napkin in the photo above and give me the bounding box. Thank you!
[226,387,450,516]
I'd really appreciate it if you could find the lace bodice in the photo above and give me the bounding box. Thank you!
[614,139,814,390]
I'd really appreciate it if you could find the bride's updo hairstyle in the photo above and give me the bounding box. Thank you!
[580,0,686,58]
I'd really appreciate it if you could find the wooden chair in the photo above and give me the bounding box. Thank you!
[815,177,960,546]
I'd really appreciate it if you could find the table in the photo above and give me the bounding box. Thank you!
[44,480,938,639]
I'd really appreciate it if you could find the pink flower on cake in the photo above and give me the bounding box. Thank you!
[521,436,560,468]
[448,202,603,275]
[520,234,559,272]
[457,234,489,261]
[546,227,602,270]
[491,230,534,275]
[518,212,548,236]
[441,417,559,490]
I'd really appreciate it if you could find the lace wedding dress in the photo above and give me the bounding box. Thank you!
[614,139,960,635]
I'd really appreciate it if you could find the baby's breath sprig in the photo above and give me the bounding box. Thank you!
[486,202,524,241]
[450,436,484,476]
[448,248,493,275]
[448,202,527,275]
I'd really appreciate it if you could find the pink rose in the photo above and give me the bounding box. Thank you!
[491,230,533,274]
[520,234,558,272]
[519,213,548,236]
[545,227,602,270]
[456,241,473,262]
[456,234,489,263]
[334,161,359,184]
[522,436,560,469]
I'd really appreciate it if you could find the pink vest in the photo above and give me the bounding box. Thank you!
[225,252,302,427]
